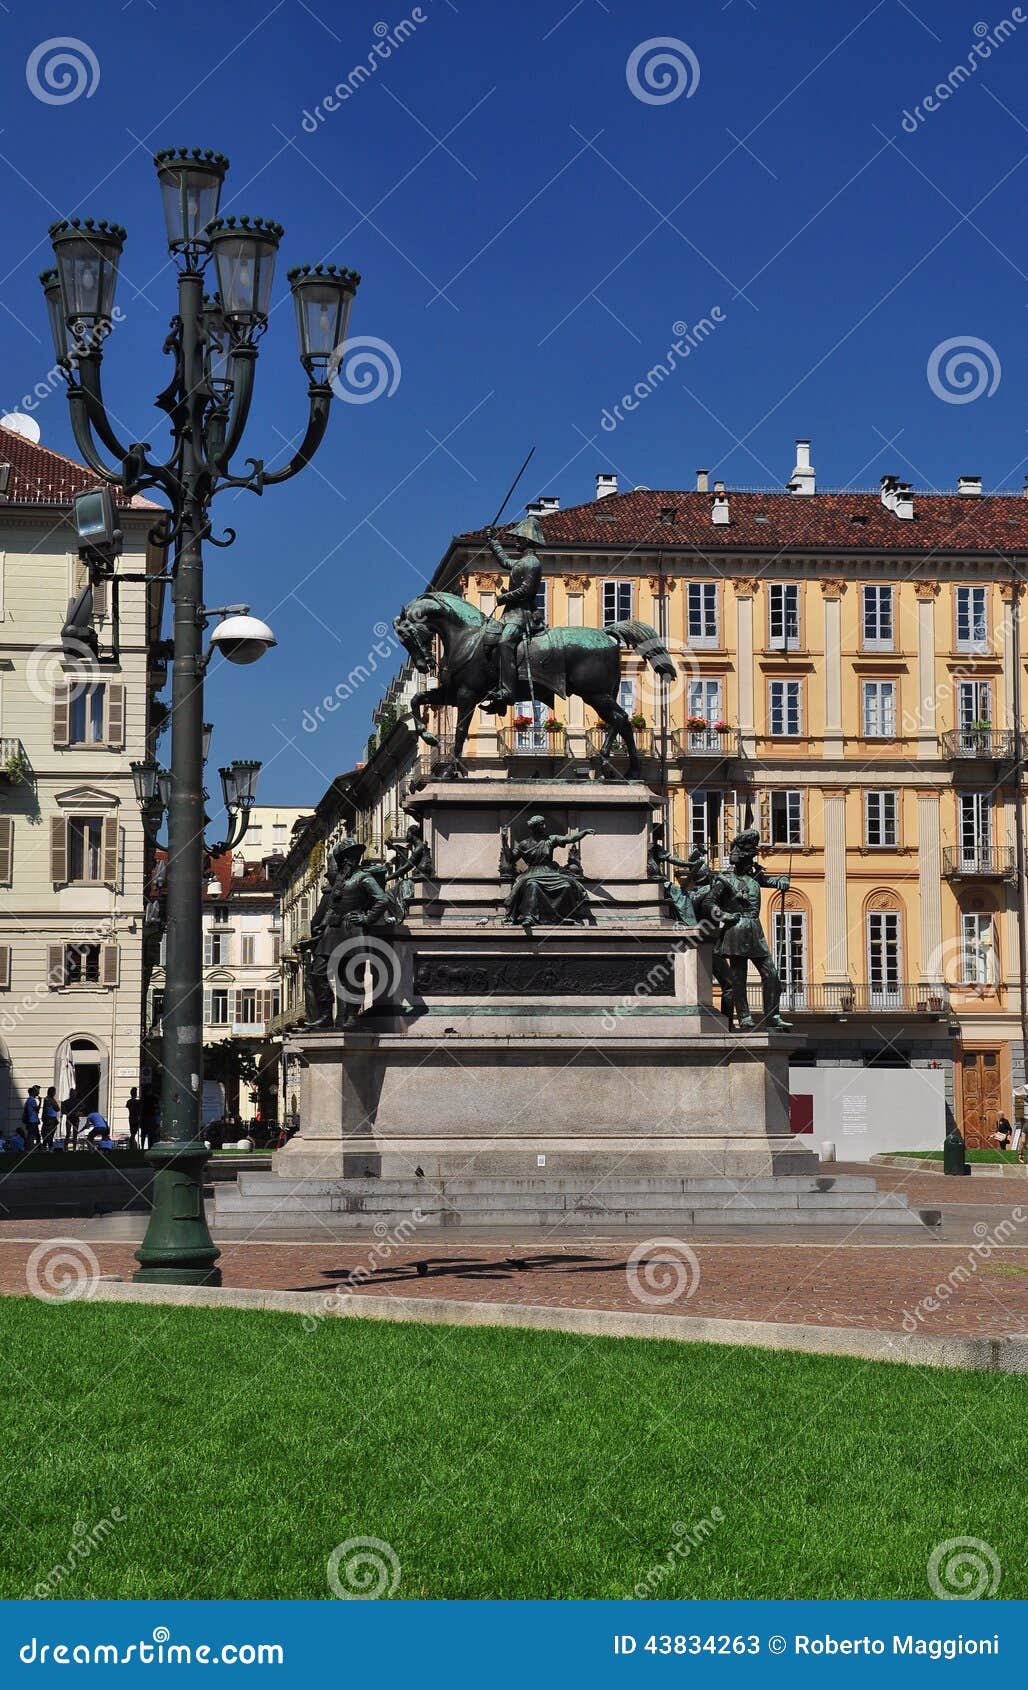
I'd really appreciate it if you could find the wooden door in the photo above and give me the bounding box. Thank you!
[960,1049,1003,1147]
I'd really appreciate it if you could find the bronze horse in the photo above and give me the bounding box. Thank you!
[394,591,675,778]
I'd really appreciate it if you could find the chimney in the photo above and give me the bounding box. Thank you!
[881,476,914,520]
[957,475,982,496]
[595,473,618,499]
[789,438,815,495]
[526,496,560,515]
[711,486,730,526]
[695,468,709,493]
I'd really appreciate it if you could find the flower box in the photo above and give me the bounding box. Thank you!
[630,714,647,729]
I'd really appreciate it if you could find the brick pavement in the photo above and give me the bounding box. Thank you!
[2,1162,1026,1340]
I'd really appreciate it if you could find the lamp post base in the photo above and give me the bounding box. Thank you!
[133,1139,222,1286]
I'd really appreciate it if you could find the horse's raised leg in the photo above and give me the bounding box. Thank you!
[442,694,476,779]
[410,685,445,747]
[584,693,638,780]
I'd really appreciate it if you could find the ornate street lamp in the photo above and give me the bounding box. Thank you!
[48,149,361,1284]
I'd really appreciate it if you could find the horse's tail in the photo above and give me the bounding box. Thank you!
[608,619,676,679]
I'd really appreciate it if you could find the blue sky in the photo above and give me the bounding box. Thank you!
[1,0,1027,799]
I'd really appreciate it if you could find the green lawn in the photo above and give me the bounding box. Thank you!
[0,1299,1023,1601]
[888,1148,1025,1165]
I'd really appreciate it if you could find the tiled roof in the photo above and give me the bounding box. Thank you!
[0,423,160,510]
[205,850,276,899]
[455,488,1028,558]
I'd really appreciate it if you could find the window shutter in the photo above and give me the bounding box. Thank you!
[234,988,243,1023]
[203,933,213,967]
[0,816,12,885]
[50,816,68,884]
[262,989,273,1025]
[101,816,119,885]
[0,945,10,990]
[101,944,119,987]
[53,683,70,748]
[758,790,771,841]
[105,683,125,749]
[47,944,64,989]
[203,988,212,1025]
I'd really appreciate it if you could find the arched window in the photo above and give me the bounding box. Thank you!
[864,891,903,1007]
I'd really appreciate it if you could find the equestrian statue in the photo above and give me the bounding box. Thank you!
[393,514,676,780]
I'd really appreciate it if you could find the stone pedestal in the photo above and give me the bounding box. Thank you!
[218,779,924,1232]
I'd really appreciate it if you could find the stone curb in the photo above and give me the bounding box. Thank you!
[80,1279,1028,1374]
[873,1155,1028,1178]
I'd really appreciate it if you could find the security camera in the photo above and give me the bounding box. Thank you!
[208,614,277,666]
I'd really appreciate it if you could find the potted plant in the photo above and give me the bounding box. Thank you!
[713,719,731,733]
[686,715,708,732]
[630,712,647,730]
[513,713,534,730]
[544,715,562,732]
[2,747,29,784]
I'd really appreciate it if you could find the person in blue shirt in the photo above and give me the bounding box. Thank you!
[21,1087,40,1148]
[7,1128,26,1153]
[83,1111,110,1145]
[41,1087,61,1149]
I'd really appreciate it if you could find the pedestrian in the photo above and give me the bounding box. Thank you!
[83,1109,109,1146]
[993,1113,1013,1152]
[40,1086,61,1150]
[139,1089,159,1148]
[21,1086,41,1149]
[7,1126,25,1153]
[126,1086,142,1144]
[61,1088,81,1149]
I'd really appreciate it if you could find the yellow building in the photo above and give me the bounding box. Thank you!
[276,446,1028,1149]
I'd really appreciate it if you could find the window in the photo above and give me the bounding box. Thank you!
[957,679,991,728]
[773,910,807,1009]
[862,585,894,650]
[235,988,260,1027]
[956,585,988,652]
[50,942,118,989]
[602,581,633,625]
[68,685,106,746]
[769,790,802,846]
[689,789,724,856]
[865,790,898,847]
[514,698,549,751]
[534,581,548,621]
[768,584,799,649]
[240,933,256,965]
[961,912,996,987]
[150,990,164,1029]
[209,988,229,1026]
[204,931,227,966]
[212,904,229,926]
[272,933,281,965]
[867,911,902,1005]
[247,824,263,845]
[272,822,287,845]
[67,816,104,882]
[685,678,724,748]
[862,680,896,738]
[65,943,100,985]
[768,679,802,736]
[617,676,637,716]
[958,792,992,867]
[687,582,719,647]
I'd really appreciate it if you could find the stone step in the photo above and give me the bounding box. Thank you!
[216,1185,909,1215]
[214,1203,924,1230]
[233,1173,881,1198]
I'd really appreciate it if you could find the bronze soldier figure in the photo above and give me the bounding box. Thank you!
[709,828,791,1031]
[482,513,546,710]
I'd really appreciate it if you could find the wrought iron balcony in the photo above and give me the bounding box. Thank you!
[499,725,570,760]
[942,846,1017,880]
[584,726,663,763]
[940,728,1015,762]
[0,736,28,781]
[780,982,951,1016]
[670,725,741,760]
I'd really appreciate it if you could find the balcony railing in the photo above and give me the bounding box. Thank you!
[779,982,951,1016]
[0,736,26,780]
[498,725,570,760]
[585,726,663,762]
[942,846,1017,880]
[940,728,1015,761]
[670,726,742,759]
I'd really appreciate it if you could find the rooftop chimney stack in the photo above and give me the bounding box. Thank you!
[957,475,982,496]
[789,438,815,495]
[711,485,730,526]
[695,469,709,493]
[595,473,618,500]
[526,496,560,516]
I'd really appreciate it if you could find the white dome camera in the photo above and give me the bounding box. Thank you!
[208,614,277,666]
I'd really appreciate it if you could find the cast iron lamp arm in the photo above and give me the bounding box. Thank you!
[207,345,257,475]
[214,380,333,494]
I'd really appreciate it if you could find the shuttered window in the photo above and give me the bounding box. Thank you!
[53,684,71,749]
[0,945,10,990]
[101,816,119,884]
[0,815,12,885]
[101,944,119,987]
[50,816,68,884]
[47,944,64,988]
[105,683,125,749]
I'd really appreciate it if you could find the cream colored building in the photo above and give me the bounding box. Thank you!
[236,805,312,867]
[0,422,163,1133]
